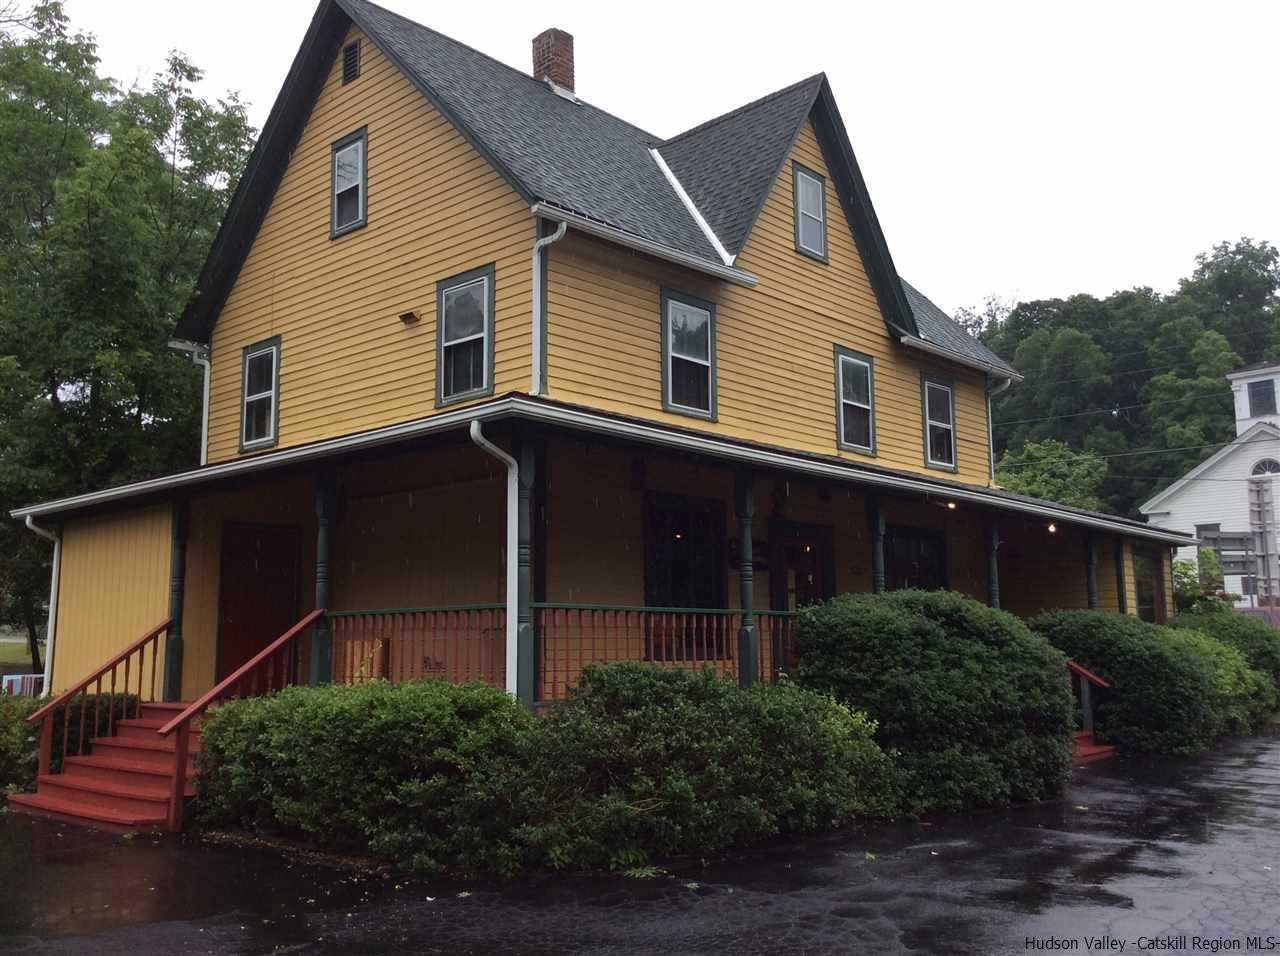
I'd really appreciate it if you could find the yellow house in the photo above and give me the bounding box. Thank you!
[9,0,1190,828]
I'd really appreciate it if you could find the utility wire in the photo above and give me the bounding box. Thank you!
[995,435,1280,470]
[994,393,1230,427]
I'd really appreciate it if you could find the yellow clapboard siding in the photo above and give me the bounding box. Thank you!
[545,119,992,483]
[51,506,172,694]
[207,25,532,463]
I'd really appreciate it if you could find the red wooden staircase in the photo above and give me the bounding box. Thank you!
[9,701,198,830]
[1067,658,1117,764]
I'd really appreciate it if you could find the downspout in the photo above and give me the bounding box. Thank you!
[24,516,60,697]
[531,218,568,395]
[469,420,519,696]
[987,375,1014,483]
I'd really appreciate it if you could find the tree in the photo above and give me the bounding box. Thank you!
[995,439,1108,511]
[0,3,254,671]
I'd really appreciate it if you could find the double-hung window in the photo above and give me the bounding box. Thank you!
[661,290,716,418]
[793,163,827,261]
[331,128,366,237]
[922,377,956,469]
[835,346,874,453]
[1248,379,1277,418]
[436,263,495,405]
[241,338,280,450]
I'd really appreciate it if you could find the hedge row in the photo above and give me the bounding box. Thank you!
[1170,610,1280,691]
[0,693,139,793]
[197,666,898,875]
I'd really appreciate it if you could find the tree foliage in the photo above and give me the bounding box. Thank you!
[982,238,1279,516]
[0,3,254,669]
[995,439,1107,511]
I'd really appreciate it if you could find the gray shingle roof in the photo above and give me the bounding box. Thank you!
[659,75,824,257]
[900,280,1017,376]
[342,0,720,265]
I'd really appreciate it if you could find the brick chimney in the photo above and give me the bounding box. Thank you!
[532,28,574,92]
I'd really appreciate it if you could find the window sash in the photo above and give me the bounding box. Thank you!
[796,168,825,255]
[441,276,489,396]
[242,346,277,445]
[1249,380,1277,417]
[666,300,712,413]
[924,382,954,466]
[441,277,488,347]
[332,138,364,229]
[838,355,873,449]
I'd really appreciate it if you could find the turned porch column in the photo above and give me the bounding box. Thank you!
[1114,539,1128,614]
[1086,534,1100,610]
[163,498,188,701]
[986,517,1001,610]
[736,469,758,687]
[516,436,537,709]
[869,496,886,594]
[310,469,336,684]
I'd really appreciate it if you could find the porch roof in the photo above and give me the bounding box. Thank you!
[12,394,1195,547]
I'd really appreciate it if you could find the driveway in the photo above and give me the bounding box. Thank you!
[2,727,1278,954]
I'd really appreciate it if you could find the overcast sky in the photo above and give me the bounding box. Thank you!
[64,0,1280,315]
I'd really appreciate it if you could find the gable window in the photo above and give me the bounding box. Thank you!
[1248,379,1277,417]
[436,263,495,405]
[834,346,875,453]
[793,163,827,261]
[241,338,280,450]
[341,40,361,84]
[1253,459,1280,477]
[331,128,366,237]
[661,289,716,419]
[922,377,956,469]
[644,492,728,661]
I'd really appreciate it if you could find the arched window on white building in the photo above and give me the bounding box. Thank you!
[1251,458,1280,477]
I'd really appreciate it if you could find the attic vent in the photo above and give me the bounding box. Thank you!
[342,40,361,84]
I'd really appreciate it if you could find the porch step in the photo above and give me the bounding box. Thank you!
[6,791,167,831]
[87,736,199,772]
[114,718,202,745]
[61,754,194,794]
[33,774,171,818]
[1073,730,1117,764]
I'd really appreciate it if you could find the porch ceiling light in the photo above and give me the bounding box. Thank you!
[1048,522,1058,534]
[946,501,957,510]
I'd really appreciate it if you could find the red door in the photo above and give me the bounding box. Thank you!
[218,522,302,682]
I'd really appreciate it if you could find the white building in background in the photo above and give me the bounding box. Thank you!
[1140,360,1280,606]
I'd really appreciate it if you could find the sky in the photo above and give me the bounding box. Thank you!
[64,0,1280,315]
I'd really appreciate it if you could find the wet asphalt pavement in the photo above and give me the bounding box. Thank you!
[2,728,1278,955]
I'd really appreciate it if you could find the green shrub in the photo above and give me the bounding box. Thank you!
[508,664,898,871]
[793,590,1074,814]
[197,680,534,874]
[1165,629,1276,734]
[1031,610,1231,755]
[1170,610,1280,692]
[0,694,39,793]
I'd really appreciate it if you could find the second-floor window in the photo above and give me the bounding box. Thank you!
[331,128,366,237]
[1248,379,1276,417]
[922,377,955,469]
[661,290,716,419]
[241,338,280,450]
[835,346,874,453]
[793,163,827,261]
[436,263,495,405]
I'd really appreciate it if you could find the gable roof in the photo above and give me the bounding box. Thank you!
[1139,420,1280,513]
[176,0,1035,378]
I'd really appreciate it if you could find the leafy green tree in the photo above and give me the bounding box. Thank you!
[995,439,1107,510]
[0,3,254,671]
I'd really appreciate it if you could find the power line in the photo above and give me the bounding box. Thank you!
[995,435,1280,470]
[994,393,1230,427]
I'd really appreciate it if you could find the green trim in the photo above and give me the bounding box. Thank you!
[238,335,281,453]
[538,218,551,395]
[659,287,718,421]
[833,344,876,455]
[328,603,505,618]
[532,602,796,616]
[792,161,828,263]
[435,262,497,407]
[330,126,368,239]
[920,373,957,473]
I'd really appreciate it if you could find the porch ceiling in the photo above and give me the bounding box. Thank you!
[11,394,1195,547]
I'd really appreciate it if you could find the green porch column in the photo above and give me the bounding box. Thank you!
[310,470,335,685]
[736,470,758,687]
[516,436,537,708]
[986,517,1001,610]
[1086,534,1100,609]
[1114,539,1128,613]
[869,496,886,593]
[163,499,188,701]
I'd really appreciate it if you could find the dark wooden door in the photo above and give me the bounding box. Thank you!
[218,522,302,682]
[770,521,835,611]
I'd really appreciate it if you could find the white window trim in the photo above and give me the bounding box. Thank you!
[241,344,278,448]
[666,299,713,415]
[796,168,826,257]
[440,274,491,399]
[924,380,956,468]
[331,133,365,235]
[1248,379,1277,418]
[838,353,873,452]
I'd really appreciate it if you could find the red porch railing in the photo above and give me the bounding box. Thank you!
[329,605,506,687]
[535,604,797,701]
[157,608,325,831]
[25,618,171,777]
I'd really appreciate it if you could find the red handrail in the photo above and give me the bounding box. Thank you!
[1066,658,1111,689]
[26,619,171,725]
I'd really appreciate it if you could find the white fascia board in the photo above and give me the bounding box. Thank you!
[1139,422,1280,513]
[649,148,735,267]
